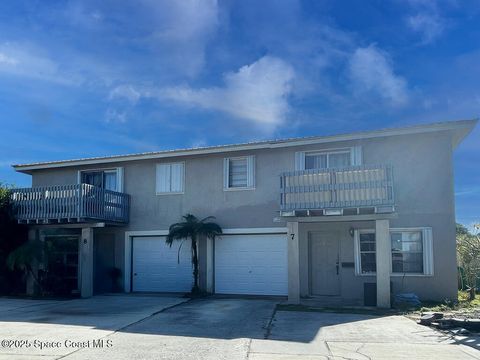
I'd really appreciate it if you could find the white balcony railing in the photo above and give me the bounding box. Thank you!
[11,183,130,224]
[280,164,394,212]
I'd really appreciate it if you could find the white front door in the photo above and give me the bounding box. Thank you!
[214,233,288,295]
[132,236,192,292]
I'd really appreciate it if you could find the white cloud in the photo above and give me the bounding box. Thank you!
[405,0,445,44]
[49,0,220,79]
[144,0,220,77]
[0,53,18,65]
[158,56,295,129]
[407,13,445,44]
[109,85,142,104]
[0,42,83,86]
[190,139,208,148]
[147,0,218,42]
[105,108,127,123]
[348,45,409,107]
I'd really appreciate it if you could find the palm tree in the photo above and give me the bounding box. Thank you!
[166,214,222,294]
[7,239,45,294]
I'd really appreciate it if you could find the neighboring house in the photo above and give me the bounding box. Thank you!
[10,119,477,307]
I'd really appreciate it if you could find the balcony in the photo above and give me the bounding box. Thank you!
[11,184,130,224]
[279,164,395,216]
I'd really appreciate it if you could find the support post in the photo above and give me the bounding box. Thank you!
[375,219,391,308]
[26,229,39,296]
[287,221,300,304]
[205,237,214,293]
[198,235,213,294]
[80,228,94,298]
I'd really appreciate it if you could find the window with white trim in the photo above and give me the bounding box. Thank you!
[357,230,376,274]
[295,146,362,171]
[156,162,184,194]
[223,156,255,190]
[354,227,434,276]
[305,150,351,169]
[391,230,424,274]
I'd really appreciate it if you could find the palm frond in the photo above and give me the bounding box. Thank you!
[6,240,43,271]
[166,225,191,246]
[198,222,223,239]
[182,213,198,222]
[200,216,216,223]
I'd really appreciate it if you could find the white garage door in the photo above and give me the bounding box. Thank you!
[215,233,288,295]
[132,236,193,292]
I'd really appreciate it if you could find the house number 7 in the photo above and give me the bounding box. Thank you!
[290,234,295,240]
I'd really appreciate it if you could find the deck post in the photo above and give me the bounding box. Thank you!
[376,219,391,308]
[287,221,300,304]
[80,227,94,298]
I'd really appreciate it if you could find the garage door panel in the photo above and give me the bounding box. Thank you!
[132,236,193,292]
[215,234,287,295]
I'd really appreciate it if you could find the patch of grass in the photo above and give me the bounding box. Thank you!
[419,291,480,313]
[458,291,480,306]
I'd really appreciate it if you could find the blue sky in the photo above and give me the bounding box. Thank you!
[0,0,478,227]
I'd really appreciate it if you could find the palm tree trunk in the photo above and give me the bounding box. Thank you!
[26,265,43,295]
[191,237,199,293]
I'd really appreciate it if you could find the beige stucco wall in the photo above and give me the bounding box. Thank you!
[29,129,458,301]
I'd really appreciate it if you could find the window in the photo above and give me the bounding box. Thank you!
[305,150,351,170]
[223,156,255,190]
[81,169,119,191]
[357,231,376,274]
[156,162,184,194]
[295,146,362,171]
[391,231,424,274]
[229,158,247,187]
[354,227,433,276]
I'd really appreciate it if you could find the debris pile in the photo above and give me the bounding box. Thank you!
[419,312,480,333]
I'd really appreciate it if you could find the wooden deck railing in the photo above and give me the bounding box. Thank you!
[280,164,394,212]
[11,183,130,224]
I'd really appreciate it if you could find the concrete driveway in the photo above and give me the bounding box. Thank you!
[0,296,478,360]
[0,294,188,359]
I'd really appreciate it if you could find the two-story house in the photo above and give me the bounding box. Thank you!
[11,119,477,307]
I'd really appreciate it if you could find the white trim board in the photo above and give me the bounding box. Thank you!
[14,119,476,172]
[125,228,287,237]
[123,227,288,292]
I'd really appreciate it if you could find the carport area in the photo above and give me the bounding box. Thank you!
[0,296,478,359]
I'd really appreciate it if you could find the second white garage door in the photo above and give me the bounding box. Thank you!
[132,236,193,292]
[214,233,288,295]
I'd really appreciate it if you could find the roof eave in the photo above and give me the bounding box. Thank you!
[12,118,479,173]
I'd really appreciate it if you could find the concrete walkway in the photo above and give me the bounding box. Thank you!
[0,296,478,359]
[251,310,480,359]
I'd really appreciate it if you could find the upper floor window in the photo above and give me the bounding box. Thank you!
[223,156,255,190]
[305,150,351,170]
[295,146,362,171]
[81,169,120,191]
[156,162,185,194]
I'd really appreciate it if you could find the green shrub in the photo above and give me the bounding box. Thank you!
[0,183,28,294]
